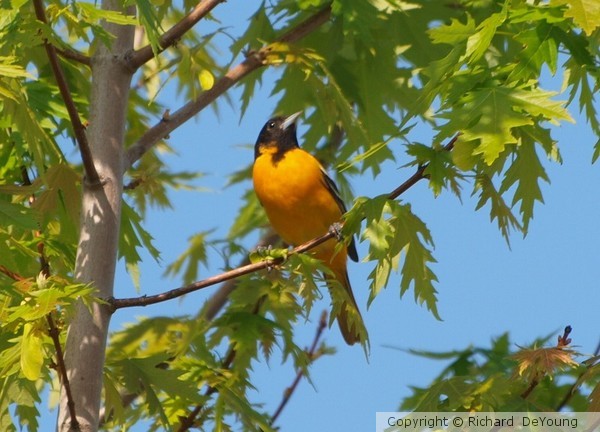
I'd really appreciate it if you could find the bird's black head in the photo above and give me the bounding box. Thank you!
[254,112,301,161]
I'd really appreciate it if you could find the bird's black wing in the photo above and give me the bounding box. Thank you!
[320,168,359,262]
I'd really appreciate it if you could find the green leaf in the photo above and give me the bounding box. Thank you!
[474,174,523,242]
[509,22,558,81]
[33,163,81,229]
[164,230,213,285]
[500,136,549,232]
[428,15,476,46]
[119,201,160,288]
[20,323,43,381]
[352,196,439,318]
[248,246,288,264]
[132,0,163,54]
[550,0,600,35]
[464,5,507,64]
[77,2,137,26]
[228,189,266,240]
[405,143,463,197]
[231,3,275,55]
[507,87,573,125]
[438,85,572,165]
[0,201,38,230]
[115,354,200,428]
[406,377,474,411]
[0,57,33,79]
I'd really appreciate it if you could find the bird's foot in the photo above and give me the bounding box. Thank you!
[256,244,273,255]
[329,222,344,241]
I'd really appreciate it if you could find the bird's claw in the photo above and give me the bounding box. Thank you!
[329,222,344,241]
[256,245,273,255]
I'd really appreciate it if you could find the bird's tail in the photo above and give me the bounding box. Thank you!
[327,268,367,346]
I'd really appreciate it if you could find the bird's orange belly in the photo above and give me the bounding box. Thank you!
[253,152,341,250]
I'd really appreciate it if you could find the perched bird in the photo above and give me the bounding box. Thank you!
[252,112,365,345]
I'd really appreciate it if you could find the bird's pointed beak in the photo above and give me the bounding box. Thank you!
[280,111,302,130]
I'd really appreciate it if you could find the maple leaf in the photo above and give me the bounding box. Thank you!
[551,0,600,35]
[438,85,572,165]
[513,345,579,382]
[439,88,532,165]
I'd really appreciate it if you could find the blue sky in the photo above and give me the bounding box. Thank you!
[40,3,600,431]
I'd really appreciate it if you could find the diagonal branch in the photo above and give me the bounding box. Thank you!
[128,0,225,70]
[55,46,91,66]
[110,133,461,310]
[109,238,313,309]
[32,0,100,186]
[199,230,279,321]
[387,133,460,200]
[0,265,25,281]
[124,5,333,171]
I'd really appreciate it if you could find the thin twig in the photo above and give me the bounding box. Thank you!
[112,133,461,310]
[520,378,539,400]
[55,46,91,66]
[269,310,328,427]
[0,265,25,281]
[199,231,280,321]
[110,221,333,309]
[124,5,333,170]
[128,0,225,70]
[32,0,100,186]
[387,133,461,200]
[47,314,79,430]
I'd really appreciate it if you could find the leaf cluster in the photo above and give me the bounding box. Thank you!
[0,274,93,430]
[399,331,600,413]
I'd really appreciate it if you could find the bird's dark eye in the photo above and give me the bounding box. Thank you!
[268,121,275,129]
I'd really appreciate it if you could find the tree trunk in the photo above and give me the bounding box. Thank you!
[57,2,134,431]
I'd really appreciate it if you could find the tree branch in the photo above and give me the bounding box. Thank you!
[124,5,333,171]
[269,310,328,427]
[387,133,461,200]
[0,265,25,281]
[199,230,280,321]
[128,0,225,70]
[55,46,91,66]
[32,0,100,186]
[47,314,79,430]
[110,133,461,310]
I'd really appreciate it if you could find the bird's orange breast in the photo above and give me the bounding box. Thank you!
[252,147,343,253]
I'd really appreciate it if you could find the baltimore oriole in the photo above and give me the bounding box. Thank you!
[252,112,365,345]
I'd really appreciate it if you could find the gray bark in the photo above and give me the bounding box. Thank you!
[57,1,134,430]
